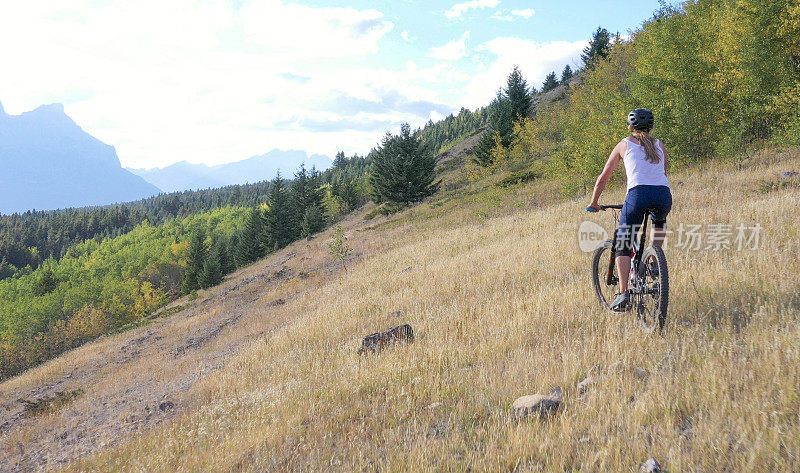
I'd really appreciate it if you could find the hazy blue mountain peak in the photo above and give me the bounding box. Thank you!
[129,150,333,193]
[0,101,161,214]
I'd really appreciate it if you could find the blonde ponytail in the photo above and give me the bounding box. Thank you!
[629,126,660,164]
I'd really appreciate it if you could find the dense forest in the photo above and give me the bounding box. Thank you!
[0,182,273,279]
[417,107,489,154]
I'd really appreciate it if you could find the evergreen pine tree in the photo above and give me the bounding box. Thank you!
[472,130,498,167]
[228,185,242,206]
[369,123,439,205]
[32,267,58,296]
[290,164,324,236]
[505,66,532,120]
[581,27,611,69]
[301,203,326,237]
[473,92,515,167]
[560,64,574,84]
[182,228,209,293]
[541,71,559,92]
[333,151,348,168]
[488,93,514,143]
[213,237,235,275]
[234,208,265,267]
[198,253,222,289]
[263,173,295,251]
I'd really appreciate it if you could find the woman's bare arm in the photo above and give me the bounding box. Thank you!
[588,141,625,208]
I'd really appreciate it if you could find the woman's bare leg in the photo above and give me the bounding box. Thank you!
[616,256,631,292]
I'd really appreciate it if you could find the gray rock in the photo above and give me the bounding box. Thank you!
[513,387,563,419]
[158,401,174,412]
[358,324,414,355]
[609,361,649,380]
[577,375,601,395]
[781,171,798,178]
[640,457,662,473]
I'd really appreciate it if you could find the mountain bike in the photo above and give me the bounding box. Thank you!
[588,204,669,331]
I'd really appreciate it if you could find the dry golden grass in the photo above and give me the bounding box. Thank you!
[33,148,800,471]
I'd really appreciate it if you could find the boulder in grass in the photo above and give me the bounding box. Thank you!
[358,324,414,355]
[640,458,663,473]
[512,386,563,419]
[780,171,798,178]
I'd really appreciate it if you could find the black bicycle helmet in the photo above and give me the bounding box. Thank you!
[627,108,654,130]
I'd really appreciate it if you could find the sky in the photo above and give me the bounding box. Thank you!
[0,0,664,169]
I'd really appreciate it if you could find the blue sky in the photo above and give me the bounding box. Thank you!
[0,0,665,169]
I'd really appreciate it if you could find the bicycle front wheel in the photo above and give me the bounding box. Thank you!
[636,245,669,332]
[591,239,619,311]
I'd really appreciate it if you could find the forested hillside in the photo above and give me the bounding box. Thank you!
[498,1,800,191]
[0,182,273,279]
[0,156,374,379]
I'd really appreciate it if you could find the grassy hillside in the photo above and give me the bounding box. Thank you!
[1,146,793,471]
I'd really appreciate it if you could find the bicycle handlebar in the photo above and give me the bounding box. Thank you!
[585,204,623,212]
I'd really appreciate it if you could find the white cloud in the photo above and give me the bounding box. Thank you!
[463,37,587,108]
[401,31,416,42]
[427,31,471,61]
[0,2,582,170]
[512,9,535,19]
[491,8,535,21]
[0,0,455,168]
[240,2,394,59]
[444,0,500,19]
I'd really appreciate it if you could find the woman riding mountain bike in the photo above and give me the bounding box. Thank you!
[586,108,672,312]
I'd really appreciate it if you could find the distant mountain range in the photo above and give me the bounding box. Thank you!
[0,101,334,213]
[0,102,161,215]
[128,150,332,193]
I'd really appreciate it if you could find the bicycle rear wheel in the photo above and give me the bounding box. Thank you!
[591,240,619,310]
[635,245,669,332]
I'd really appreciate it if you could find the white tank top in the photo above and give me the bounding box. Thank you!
[622,137,669,190]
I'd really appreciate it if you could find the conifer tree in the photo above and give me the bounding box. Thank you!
[333,151,348,168]
[369,123,438,205]
[561,64,574,83]
[213,237,235,275]
[473,130,498,167]
[505,65,532,120]
[0,256,10,280]
[541,71,559,92]
[290,164,324,235]
[182,227,209,293]
[198,252,222,289]
[263,173,295,251]
[301,204,326,238]
[581,27,612,69]
[474,92,515,167]
[235,208,265,267]
[32,267,58,296]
